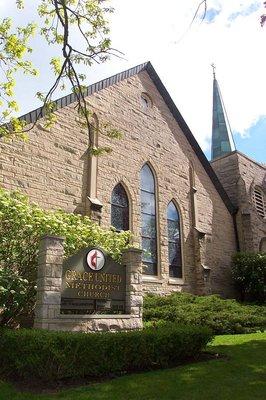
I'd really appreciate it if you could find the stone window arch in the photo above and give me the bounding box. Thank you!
[252,186,265,218]
[140,163,158,275]
[140,92,152,110]
[167,200,182,278]
[111,183,129,231]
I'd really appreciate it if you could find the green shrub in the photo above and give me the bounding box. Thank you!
[0,325,213,381]
[0,188,131,327]
[143,293,266,334]
[232,252,266,302]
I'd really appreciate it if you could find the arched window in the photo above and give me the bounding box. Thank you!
[140,164,157,275]
[167,201,182,278]
[140,92,152,110]
[252,186,265,218]
[111,183,129,231]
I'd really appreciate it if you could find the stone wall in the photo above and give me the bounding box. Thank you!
[0,106,88,214]
[91,71,237,297]
[0,70,237,297]
[212,151,266,252]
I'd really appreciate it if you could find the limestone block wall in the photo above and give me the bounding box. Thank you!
[88,71,237,297]
[212,151,266,252]
[237,152,266,251]
[0,105,89,213]
[0,70,237,297]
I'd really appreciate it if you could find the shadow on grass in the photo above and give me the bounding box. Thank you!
[59,339,266,400]
[1,338,266,400]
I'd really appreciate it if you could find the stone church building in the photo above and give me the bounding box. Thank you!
[0,62,265,298]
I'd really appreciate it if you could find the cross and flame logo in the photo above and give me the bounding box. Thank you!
[87,249,105,271]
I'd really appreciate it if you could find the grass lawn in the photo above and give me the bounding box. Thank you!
[0,332,265,400]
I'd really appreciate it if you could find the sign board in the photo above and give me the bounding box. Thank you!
[60,247,126,314]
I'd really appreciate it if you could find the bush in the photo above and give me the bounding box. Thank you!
[143,293,266,334]
[232,252,266,302]
[0,188,131,327]
[0,325,213,382]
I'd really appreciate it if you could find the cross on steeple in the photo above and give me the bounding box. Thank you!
[211,63,216,79]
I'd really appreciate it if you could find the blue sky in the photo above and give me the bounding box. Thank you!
[205,8,222,23]
[1,0,265,163]
[234,117,266,163]
[205,116,266,162]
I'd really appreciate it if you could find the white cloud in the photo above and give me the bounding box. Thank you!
[107,0,266,151]
[3,0,266,154]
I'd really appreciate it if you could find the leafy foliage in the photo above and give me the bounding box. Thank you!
[143,293,266,334]
[0,324,213,382]
[0,187,130,327]
[0,16,37,138]
[0,0,122,150]
[232,252,266,303]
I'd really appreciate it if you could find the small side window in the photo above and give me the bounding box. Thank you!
[167,201,182,278]
[141,93,152,110]
[111,183,129,231]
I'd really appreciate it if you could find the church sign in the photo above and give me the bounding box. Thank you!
[60,247,126,314]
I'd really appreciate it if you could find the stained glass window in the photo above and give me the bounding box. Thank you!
[111,184,129,231]
[140,164,157,275]
[167,201,182,278]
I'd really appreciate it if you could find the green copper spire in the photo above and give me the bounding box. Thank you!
[211,64,235,160]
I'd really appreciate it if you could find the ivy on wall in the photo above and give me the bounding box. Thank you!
[0,187,131,327]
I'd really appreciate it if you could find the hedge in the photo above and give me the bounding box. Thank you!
[0,325,213,382]
[144,293,266,334]
[0,188,131,327]
[232,252,266,302]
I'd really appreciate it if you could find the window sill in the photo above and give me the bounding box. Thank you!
[168,278,185,285]
[142,275,164,284]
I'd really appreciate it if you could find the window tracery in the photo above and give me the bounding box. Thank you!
[167,201,182,278]
[111,183,129,231]
[140,164,157,275]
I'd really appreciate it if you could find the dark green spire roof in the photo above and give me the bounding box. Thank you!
[211,69,235,160]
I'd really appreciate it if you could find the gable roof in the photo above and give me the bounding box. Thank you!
[19,61,236,214]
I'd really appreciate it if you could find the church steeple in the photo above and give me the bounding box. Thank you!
[211,64,235,160]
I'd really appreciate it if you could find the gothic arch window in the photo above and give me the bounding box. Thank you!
[252,186,265,218]
[140,92,152,110]
[167,201,182,278]
[140,163,157,275]
[111,183,129,231]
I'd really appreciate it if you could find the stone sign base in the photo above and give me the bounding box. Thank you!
[34,314,142,332]
[34,236,143,332]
